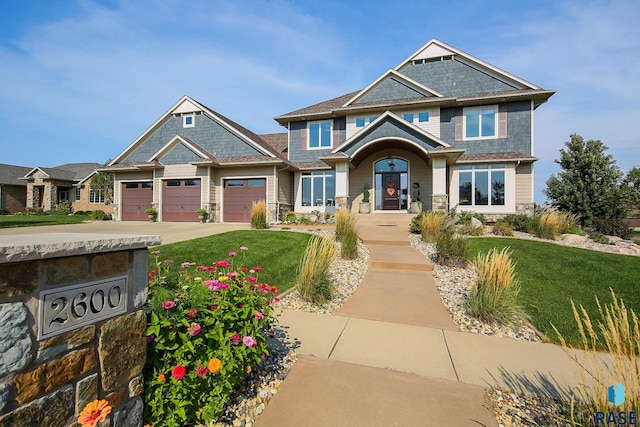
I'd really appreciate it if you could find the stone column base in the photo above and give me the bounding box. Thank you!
[335,197,349,210]
[431,194,448,212]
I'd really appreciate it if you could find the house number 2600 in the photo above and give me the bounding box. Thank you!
[39,276,128,339]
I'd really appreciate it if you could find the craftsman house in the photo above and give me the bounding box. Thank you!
[106,39,554,222]
[22,163,113,214]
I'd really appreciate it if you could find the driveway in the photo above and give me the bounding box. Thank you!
[0,221,251,245]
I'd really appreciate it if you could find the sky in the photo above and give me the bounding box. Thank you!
[1,0,638,203]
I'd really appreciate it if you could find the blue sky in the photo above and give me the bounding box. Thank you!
[1,0,638,202]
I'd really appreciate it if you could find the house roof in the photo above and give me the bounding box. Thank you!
[22,163,101,183]
[0,163,32,186]
[274,39,555,125]
[260,133,288,154]
[110,96,284,167]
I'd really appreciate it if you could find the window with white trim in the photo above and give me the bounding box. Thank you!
[75,187,81,201]
[355,117,365,127]
[183,114,195,128]
[403,113,414,123]
[308,121,332,149]
[301,171,335,206]
[89,188,105,204]
[418,112,429,122]
[464,106,496,139]
[458,164,505,206]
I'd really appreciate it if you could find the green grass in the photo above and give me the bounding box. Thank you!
[468,238,640,346]
[148,230,313,294]
[0,214,90,228]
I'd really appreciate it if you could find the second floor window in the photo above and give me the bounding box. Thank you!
[464,106,496,139]
[308,121,332,148]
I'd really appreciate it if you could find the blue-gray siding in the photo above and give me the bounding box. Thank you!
[398,58,518,97]
[354,77,432,104]
[342,119,443,157]
[160,143,202,165]
[122,114,264,163]
[440,101,531,155]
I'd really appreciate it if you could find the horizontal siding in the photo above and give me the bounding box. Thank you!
[515,163,532,204]
[278,169,293,205]
[346,107,440,140]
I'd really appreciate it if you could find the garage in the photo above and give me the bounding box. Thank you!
[223,178,266,222]
[162,179,201,222]
[121,182,153,221]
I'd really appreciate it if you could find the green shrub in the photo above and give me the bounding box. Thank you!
[503,214,532,232]
[593,217,632,240]
[296,236,336,304]
[491,221,514,237]
[466,247,525,324]
[421,210,447,243]
[90,210,106,220]
[435,224,470,267]
[409,212,424,234]
[74,210,86,216]
[144,250,278,425]
[588,231,611,244]
[458,224,484,236]
[250,201,268,229]
[55,200,73,215]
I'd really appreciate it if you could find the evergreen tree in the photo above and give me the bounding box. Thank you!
[544,134,627,227]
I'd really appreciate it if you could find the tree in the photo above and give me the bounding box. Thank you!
[623,166,640,214]
[90,160,114,205]
[544,134,628,227]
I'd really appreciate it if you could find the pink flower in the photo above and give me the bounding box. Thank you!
[196,365,208,378]
[215,260,231,268]
[172,365,187,380]
[240,246,248,251]
[230,333,241,345]
[180,262,191,268]
[164,259,174,265]
[218,282,229,290]
[163,300,176,309]
[274,297,280,303]
[229,252,237,257]
[243,336,257,347]
[254,311,264,320]
[227,272,238,278]
[146,334,155,344]
[262,353,268,359]
[151,250,160,255]
[188,323,201,336]
[247,277,257,283]
[187,308,197,318]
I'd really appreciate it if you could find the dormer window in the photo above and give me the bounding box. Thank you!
[308,121,332,149]
[183,114,195,128]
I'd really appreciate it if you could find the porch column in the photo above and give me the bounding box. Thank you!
[431,157,448,211]
[335,162,349,209]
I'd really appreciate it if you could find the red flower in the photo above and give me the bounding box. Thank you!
[196,365,208,378]
[172,365,187,380]
[230,333,241,345]
[187,308,197,318]
[253,267,263,272]
[241,267,249,272]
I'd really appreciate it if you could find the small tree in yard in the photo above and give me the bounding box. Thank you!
[90,161,115,205]
[544,134,628,227]
[623,166,640,213]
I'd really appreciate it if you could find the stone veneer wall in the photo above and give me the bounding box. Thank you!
[0,233,161,427]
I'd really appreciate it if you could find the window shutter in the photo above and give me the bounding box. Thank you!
[498,110,507,138]
[454,112,463,141]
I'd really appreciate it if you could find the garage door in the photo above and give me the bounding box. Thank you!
[223,178,266,222]
[121,182,153,221]
[162,179,201,222]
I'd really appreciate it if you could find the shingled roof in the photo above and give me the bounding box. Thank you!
[0,163,32,186]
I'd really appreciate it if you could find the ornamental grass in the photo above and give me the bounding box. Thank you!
[435,221,470,267]
[466,247,525,324]
[296,235,336,304]
[334,209,354,242]
[250,200,268,229]
[334,209,358,259]
[532,209,578,239]
[421,210,447,243]
[553,290,640,423]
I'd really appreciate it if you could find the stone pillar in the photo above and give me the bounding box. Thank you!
[432,194,449,212]
[0,233,161,426]
[335,162,350,208]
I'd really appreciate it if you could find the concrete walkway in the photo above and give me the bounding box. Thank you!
[257,214,595,427]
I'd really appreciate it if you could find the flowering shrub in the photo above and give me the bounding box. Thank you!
[143,248,279,426]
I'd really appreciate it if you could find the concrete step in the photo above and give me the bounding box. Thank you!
[361,239,410,247]
[370,260,432,271]
[367,244,431,271]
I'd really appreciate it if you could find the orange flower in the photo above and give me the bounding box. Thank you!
[207,357,222,374]
[158,374,165,382]
[245,365,252,374]
[78,399,112,427]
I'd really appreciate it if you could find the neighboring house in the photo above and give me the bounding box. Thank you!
[23,163,113,213]
[0,163,32,213]
[106,39,554,222]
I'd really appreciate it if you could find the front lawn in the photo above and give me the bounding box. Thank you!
[148,230,313,294]
[468,238,640,346]
[0,214,90,228]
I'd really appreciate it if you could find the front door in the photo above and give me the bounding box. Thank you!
[382,172,400,210]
